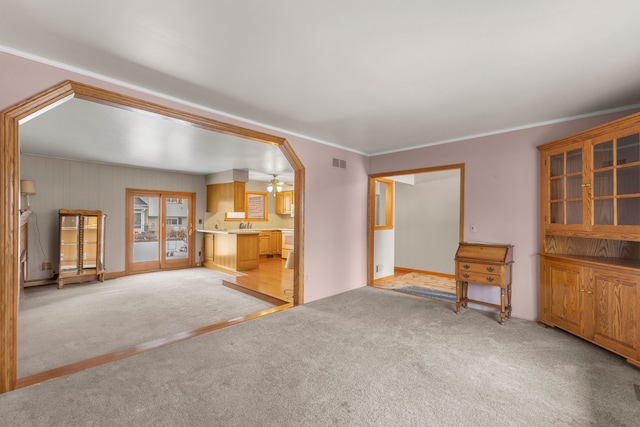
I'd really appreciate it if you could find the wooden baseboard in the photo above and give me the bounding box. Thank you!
[104,271,127,280]
[23,278,57,287]
[373,275,394,284]
[394,267,455,279]
[25,271,127,287]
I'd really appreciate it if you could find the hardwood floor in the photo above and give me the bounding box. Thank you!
[373,268,457,294]
[223,256,294,305]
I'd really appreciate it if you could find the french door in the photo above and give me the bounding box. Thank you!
[126,189,195,273]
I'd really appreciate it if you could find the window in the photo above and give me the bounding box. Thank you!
[245,191,269,221]
[375,178,394,229]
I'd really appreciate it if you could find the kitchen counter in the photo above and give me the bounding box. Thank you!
[197,229,259,235]
[199,230,260,271]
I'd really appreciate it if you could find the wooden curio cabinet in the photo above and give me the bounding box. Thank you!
[538,112,640,367]
[58,209,106,289]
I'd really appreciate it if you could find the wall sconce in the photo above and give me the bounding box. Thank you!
[20,180,36,211]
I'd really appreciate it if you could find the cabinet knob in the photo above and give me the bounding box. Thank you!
[486,266,495,272]
[486,277,494,282]
[463,264,470,269]
[463,273,470,279]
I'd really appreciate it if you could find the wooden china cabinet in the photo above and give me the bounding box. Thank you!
[538,112,640,368]
[58,209,107,289]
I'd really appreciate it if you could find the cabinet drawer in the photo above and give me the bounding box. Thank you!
[457,262,503,275]
[456,270,503,286]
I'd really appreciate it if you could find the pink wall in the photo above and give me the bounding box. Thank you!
[370,109,640,320]
[0,50,369,303]
[5,49,639,318]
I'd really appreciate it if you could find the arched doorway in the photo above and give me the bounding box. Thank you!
[0,80,305,393]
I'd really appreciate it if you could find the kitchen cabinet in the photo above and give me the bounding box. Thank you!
[538,111,640,367]
[259,231,271,255]
[259,230,282,256]
[200,230,259,271]
[206,181,245,214]
[271,230,282,254]
[203,233,214,268]
[58,209,106,289]
[275,190,294,215]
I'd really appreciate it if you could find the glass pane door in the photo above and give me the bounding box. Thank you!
[163,196,191,268]
[127,190,194,273]
[133,196,160,266]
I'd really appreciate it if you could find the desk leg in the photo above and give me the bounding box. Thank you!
[499,287,506,325]
[506,283,512,318]
[462,282,468,307]
[455,280,462,314]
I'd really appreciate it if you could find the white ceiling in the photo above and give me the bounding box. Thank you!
[19,98,294,182]
[4,1,640,173]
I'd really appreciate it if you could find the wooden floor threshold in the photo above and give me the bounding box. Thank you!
[223,279,289,306]
[15,303,292,390]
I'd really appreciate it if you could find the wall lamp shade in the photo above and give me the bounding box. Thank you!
[20,180,36,211]
[20,180,36,195]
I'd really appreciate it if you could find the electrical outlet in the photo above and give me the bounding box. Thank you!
[470,223,477,233]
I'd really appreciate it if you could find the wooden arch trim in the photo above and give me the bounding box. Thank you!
[0,80,305,393]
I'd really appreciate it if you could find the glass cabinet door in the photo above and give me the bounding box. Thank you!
[59,215,79,273]
[82,215,99,270]
[593,131,640,227]
[548,146,583,225]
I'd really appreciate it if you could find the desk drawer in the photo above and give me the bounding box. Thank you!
[457,261,504,275]
[456,270,503,286]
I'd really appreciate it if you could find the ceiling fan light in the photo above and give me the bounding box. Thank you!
[276,185,283,192]
[267,184,273,192]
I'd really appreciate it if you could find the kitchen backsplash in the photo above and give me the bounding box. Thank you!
[203,211,294,230]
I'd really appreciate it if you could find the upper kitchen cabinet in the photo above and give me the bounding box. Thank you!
[275,190,294,215]
[206,181,246,214]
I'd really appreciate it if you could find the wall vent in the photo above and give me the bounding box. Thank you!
[332,157,347,169]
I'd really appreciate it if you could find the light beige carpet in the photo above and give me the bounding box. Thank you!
[3,286,640,426]
[18,268,275,378]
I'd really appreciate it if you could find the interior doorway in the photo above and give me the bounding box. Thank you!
[1,80,305,394]
[368,164,465,286]
[126,189,195,273]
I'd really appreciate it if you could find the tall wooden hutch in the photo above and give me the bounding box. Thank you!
[537,112,640,367]
[58,209,106,289]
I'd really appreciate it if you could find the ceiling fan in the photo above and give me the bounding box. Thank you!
[266,174,292,193]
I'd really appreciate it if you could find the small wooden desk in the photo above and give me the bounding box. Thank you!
[455,242,514,324]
